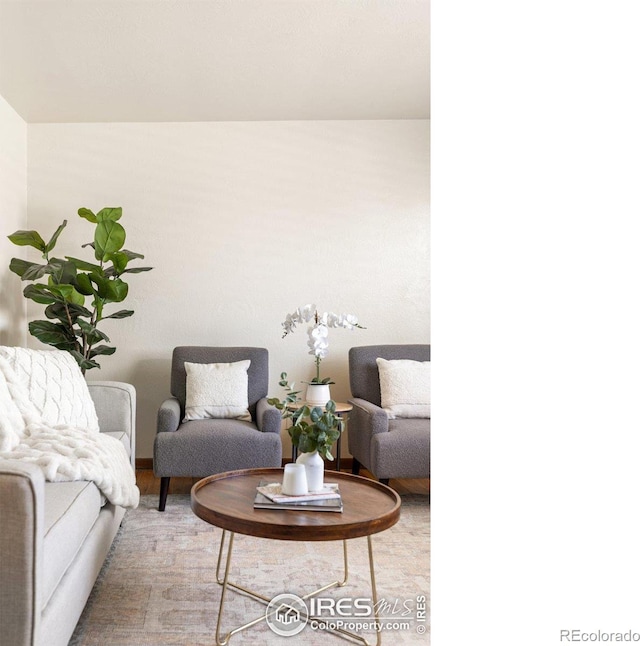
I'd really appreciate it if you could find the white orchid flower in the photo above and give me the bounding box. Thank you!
[338,313,358,330]
[281,305,364,380]
[298,304,316,322]
[310,324,329,340]
[282,313,298,336]
[324,312,339,328]
[307,324,329,358]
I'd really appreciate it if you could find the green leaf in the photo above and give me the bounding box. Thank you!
[316,419,329,433]
[44,302,91,322]
[120,266,153,274]
[8,230,46,252]
[105,278,128,303]
[65,256,103,273]
[44,221,67,254]
[78,208,97,223]
[78,319,110,343]
[88,272,110,298]
[95,298,104,321]
[288,425,303,446]
[298,434,316,454]
[121,249,144,260]
[88,345,116,358]
[67,287,85,305]
[46,258,77,285]
[69,350,100,371]
[74,273,95,296]
[96,207,122,222]
[23,284,59,304]
[109,251,129,274]
[102,309,134,320]
[29,320,76,349]
[9,258,49,281]
[94,220,125,261]
[47,282,85,306]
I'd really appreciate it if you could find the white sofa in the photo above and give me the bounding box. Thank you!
[0,381,136,646]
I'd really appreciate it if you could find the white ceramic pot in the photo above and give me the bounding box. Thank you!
[305,384,331,407]
[295,450,324,492]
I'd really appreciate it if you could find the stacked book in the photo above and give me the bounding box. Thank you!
[254,482,343,512]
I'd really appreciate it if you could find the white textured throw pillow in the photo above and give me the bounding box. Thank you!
[0,346,100,432]
[376,358,430,419]
[183,360,252,422]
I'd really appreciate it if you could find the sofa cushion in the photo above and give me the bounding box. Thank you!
[0,347,100,432]
[42,481,101,609]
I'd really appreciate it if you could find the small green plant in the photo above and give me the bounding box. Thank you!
[7,207,152,372]
[267,372,341,460]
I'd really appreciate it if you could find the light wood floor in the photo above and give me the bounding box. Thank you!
[136,469,430,497]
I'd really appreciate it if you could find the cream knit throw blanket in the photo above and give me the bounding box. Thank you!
[0,354,139,509]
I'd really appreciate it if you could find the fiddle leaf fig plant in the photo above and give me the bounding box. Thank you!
[267,372,341,460]
[7,207,152,373]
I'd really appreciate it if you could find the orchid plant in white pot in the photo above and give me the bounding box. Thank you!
[268,304,365,490]
[281,304,365,406]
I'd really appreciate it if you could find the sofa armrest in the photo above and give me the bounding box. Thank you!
[0,460,44,646]
[87,381,136,468]
[255,397,282,434]
[157,397,181,433]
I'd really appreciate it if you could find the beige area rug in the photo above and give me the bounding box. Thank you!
[70,493,430,646]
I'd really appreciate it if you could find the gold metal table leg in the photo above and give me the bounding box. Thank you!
[213,532,382,645]
[215,530,235,646]
[308,536,381,646]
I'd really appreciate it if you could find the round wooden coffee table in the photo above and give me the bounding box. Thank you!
[191,468,401,645]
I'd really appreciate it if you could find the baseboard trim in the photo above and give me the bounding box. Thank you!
[135,457,355,471]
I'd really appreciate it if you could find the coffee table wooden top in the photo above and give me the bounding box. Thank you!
[191,468,401,542]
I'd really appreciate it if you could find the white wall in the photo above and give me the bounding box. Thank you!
[0,94,28,346]
[26,120,429,458]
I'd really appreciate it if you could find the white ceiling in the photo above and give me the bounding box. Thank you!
[0,0,429,123]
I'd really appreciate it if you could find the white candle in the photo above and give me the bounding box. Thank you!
[281,463,308,496]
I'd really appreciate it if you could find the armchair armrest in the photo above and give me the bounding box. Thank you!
[256,397,282,434]
[157,397,181,434]
[0,460,44,646]
[347,398,390,473]
[348,398,390,436]
[87,381,136,468]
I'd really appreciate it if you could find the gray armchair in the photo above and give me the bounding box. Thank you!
[153,347,282,510]
[348,344,430,484]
